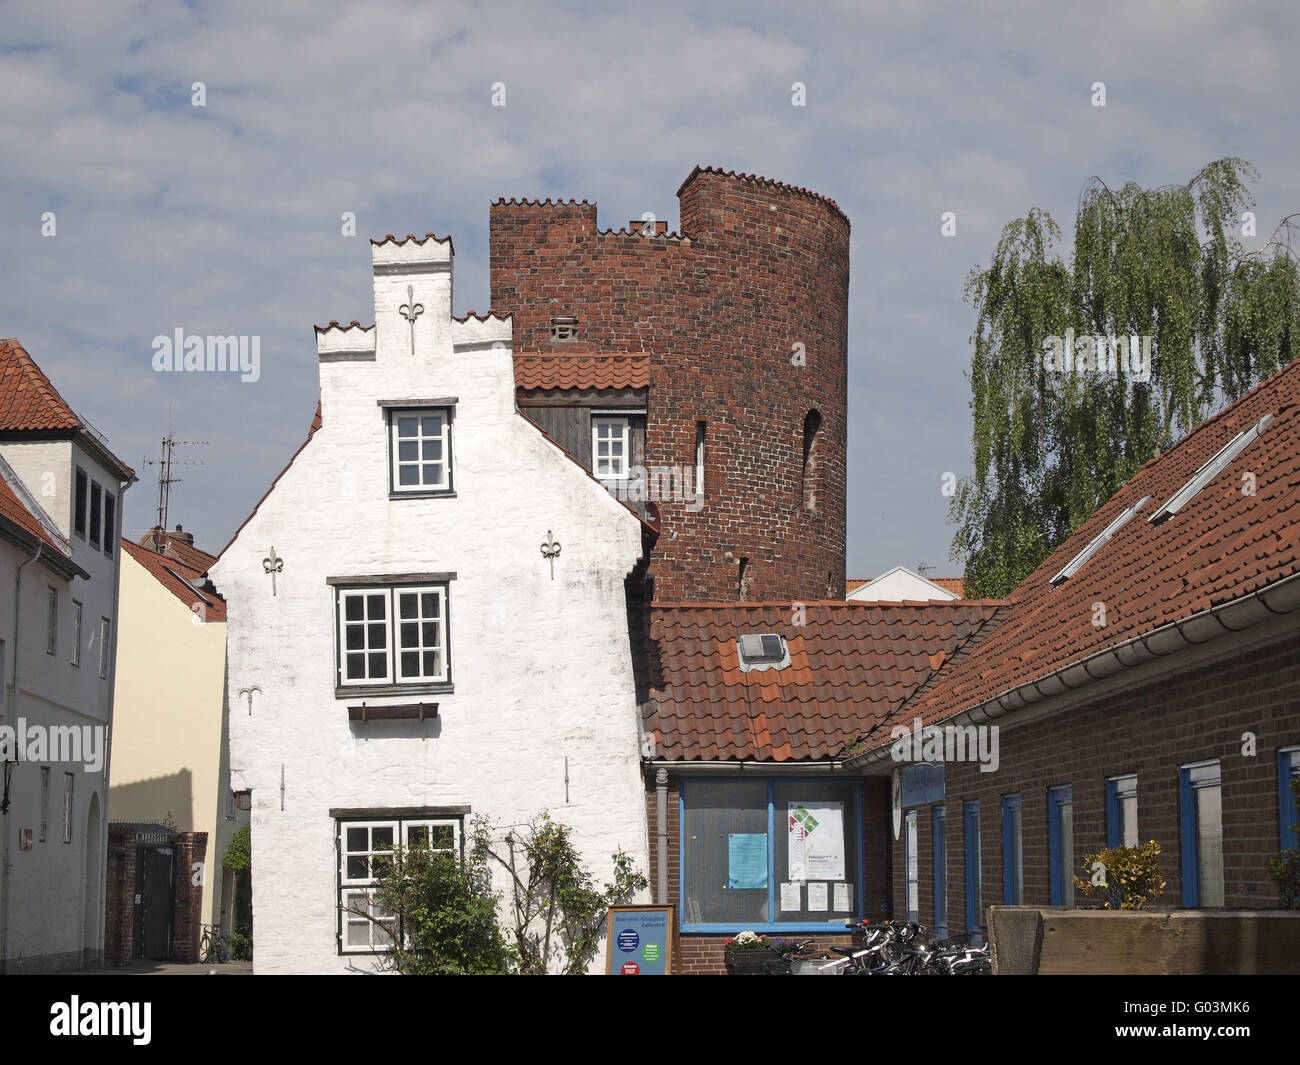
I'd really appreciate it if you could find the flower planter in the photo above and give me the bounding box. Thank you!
[724,948,780,975]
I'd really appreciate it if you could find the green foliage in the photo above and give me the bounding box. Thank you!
[223,824,251,873]
[476,812,649,975]
[229,928,253,961]
[1267,776,1300,909]
[951,160,1300,597]
[367,837,513,975]
[1074,840,1166,910]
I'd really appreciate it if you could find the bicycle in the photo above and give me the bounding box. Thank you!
[199,923,231,964]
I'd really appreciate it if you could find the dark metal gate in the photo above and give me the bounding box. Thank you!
[133,832,175,960]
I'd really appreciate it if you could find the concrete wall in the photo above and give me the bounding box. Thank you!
[209,235,651,973]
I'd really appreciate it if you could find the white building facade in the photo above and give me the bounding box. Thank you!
[208,235,652,973]
[0,339,134,972]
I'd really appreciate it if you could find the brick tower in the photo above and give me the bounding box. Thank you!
[491,166,849,602]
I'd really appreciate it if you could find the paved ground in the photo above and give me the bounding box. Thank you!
[60,960,254,976]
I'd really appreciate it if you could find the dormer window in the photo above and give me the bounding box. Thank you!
[550,316,579,341]
[592,416,630,479]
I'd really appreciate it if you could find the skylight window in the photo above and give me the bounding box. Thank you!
[739,633,784,661]
[1050,496,1151,586]
[1148,413,1274,525]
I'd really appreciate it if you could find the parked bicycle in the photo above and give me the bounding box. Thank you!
[835,920,990,975]
[199,923,231,964]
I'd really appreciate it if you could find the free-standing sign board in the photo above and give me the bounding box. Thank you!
[605,905,675,975]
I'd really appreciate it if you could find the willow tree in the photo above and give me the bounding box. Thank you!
[950,159,1300,598]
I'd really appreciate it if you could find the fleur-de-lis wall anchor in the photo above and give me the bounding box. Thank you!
[238,685,261,716]
[399,283,424,355]
[263,546,284,596]
[540,530,562,580]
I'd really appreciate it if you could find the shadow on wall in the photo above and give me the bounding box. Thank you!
[108,769,194,830]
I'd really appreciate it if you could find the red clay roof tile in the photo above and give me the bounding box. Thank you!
[514,353,650,391]
[122,538,227,622]
[0,338,83,431]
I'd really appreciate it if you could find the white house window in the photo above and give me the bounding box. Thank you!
[389,408,451,493]
[336,584,449,688]
[592,416,630,479]
[338,817,460,953]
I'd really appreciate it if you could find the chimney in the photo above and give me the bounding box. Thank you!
[172,524,195,546]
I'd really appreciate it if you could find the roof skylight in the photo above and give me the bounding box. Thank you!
[1148,413,1274,525]
[1051,496,1151,586]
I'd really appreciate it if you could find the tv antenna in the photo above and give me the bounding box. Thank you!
[916,561,936,577]
[142,409,207,539]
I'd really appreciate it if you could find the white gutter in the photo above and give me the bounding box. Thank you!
[847,568,1300,769]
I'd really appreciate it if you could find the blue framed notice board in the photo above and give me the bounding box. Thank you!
[605,905,675,975]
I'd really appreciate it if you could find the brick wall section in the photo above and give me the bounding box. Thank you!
[491,169,850,602]
[646,772,887,973]
[104,825,138,966]
[170,831,207,963]
[888,635,1300,932]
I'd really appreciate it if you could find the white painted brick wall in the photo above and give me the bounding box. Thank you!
[209,237,650,974]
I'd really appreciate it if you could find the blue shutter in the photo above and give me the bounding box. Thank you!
[1179,766,1198,907]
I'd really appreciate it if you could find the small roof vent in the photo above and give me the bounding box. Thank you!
[550,316,579,341]
[737,633,789,673]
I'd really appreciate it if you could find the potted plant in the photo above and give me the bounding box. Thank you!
[723,930,777,975]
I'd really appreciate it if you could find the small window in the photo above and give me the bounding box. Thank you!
[46,586,57,656]
[1002,794,1023,904]
[89,481,102,549]
[388,408,452,494]
[226,788,237,821]
[694,421,706,498]
[103,493,115,557]
[1106,774,1138,848]
[1180,761,1224,907]
[63,772,73,843]
[1048,785,1074,906]
[74,468,87,539]
[1280,748,1300,851]
[932,806,947,938]
[98,617,111,679]
[71,600,81,667]
[40,766,49,842]
[964,801,982,940]
[802,410,823,512]
[592,417,630,480]
[338,816,461,953]
[904,809,919,923]
[336,584,450,690]
[1150,413,1274,525]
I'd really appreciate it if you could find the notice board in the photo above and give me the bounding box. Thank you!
[604,905,675,975]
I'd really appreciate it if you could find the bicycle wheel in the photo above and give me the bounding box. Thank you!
[215,938,231,964]
[199,932,213,964]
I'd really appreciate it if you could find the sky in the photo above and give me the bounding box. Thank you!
[1,0,1297,579]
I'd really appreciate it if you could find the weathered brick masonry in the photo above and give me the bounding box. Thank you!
[491,167,849,602]
[890,635,1300,933]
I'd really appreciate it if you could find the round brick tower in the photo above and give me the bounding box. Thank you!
[490,166,849,602]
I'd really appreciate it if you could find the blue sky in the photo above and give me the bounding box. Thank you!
[2,0,1297,578]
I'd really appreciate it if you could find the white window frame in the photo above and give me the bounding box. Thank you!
[62,772,73,843]
[336,584,449,688]
[592,416,631,480]
[338,817,461,954]
[389,408,452,494]
[71,600,81,667]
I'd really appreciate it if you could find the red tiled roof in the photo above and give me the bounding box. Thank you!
[879,358,1300,744]
[846,576,965,598]
[514,353,650,391]
[137,528,218,572]
[0,338,83,431]
[0,476,65,552]
[638,600,1004,762]
[122,538,227,622]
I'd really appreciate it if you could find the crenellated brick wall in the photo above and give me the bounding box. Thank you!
[491,167,850,603]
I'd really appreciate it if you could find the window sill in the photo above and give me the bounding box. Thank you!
[388,490,457,500]
[336,683,453,699]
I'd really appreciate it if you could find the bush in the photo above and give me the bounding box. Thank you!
[1074,840,1166,910]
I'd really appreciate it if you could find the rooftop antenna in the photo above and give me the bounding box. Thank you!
[142,407,207,548]
[916,561,935,577]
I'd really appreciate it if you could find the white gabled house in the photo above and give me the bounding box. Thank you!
[208,234,652,973]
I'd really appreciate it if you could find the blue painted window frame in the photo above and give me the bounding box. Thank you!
[678,777,864,933]
[1047,785,1073,906]
[1106,774,1138,849]
[903,809,919,923]
[1280,748,1300,851]
[1001,794,1023,905]
[932,805,947,939]
[963,801,981,938]
[1179,760,1221,907]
